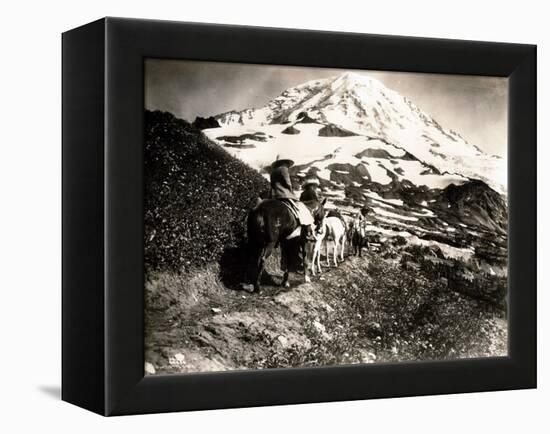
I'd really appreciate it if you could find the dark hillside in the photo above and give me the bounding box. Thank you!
[318,124,358,137]
[436,180,508,234]
[192,116,220,130]
[144,110,269,272]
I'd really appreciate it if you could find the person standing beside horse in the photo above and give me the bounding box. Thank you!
[352,206,371,257]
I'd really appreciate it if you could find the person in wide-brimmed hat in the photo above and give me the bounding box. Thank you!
[271,157,295,170]
[270,156,295,200]
[269,156,313,226]
[300,177,321,202]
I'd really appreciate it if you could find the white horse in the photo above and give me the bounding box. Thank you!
[310,215,349,276]
[310,220,327,276]
[324,216,347,267]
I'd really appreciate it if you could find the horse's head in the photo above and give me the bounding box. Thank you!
[302,198,328,239]
[312,198,328,235]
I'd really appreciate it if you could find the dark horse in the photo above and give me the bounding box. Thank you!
[350,217,369,257]
[246,198,326,293]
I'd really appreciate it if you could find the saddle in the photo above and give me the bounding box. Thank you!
[280,199,299,220]
[327,209,347,229]
[280,199,314,226]
[280,199,315,240]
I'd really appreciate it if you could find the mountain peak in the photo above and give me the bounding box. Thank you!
[212,73,506,193]
[331,71,381,86]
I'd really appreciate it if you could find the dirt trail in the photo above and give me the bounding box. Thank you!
[145,253,507,375]
[145,256,371,374]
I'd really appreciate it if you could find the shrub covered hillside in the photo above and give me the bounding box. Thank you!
[144,110,269,273]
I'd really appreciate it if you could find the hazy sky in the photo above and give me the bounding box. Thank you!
[145,59,508,157]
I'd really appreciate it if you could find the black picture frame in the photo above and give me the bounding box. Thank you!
[62,17,536,416]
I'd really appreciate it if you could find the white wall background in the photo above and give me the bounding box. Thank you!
[0,0,546,431]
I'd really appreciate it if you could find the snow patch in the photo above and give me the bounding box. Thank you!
[373,207,419,222]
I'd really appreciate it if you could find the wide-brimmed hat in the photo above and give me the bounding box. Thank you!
[271,156,295,169]
[302,177,320,187]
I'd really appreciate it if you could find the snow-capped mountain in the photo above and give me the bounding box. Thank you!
[199,72,507,262]
[206,72,506,194]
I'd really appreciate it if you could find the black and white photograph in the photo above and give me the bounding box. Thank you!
[144,60,509,375]
[0,0,544,429]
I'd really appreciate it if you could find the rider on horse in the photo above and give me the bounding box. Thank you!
[300,177,321,202]
[241,157,323,291]
[270,157,314,231]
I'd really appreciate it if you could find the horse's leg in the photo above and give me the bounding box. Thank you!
[342,233,347,261]
[313,241,322,276]
[246,240,262,290]
[251,245,264,293]
[334,235,342,265]
[310,243,317,276]
[317,241,323,274]
[333,238,338,267]
[254,241,275,292]
[326,239,330,267]
[303,240,312,283]
[282,269,290,288]
[280,241,291,288]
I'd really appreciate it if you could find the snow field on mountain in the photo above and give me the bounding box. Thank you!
[205,122,472,190]
[213,71,506,193]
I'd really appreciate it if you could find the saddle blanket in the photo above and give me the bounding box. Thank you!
[280,199,314,226]
[280,199,314,240]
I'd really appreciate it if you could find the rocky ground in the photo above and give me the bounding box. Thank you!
[144,248,507,375]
